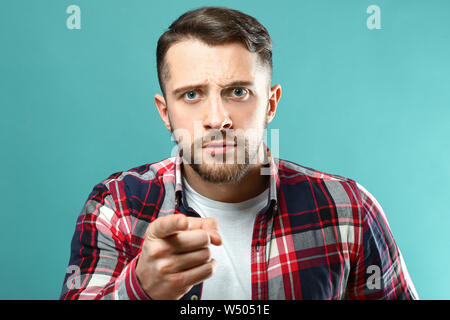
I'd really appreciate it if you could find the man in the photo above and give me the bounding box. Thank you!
[60,6,418,300]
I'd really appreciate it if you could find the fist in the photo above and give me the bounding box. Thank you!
[135,214,222,299]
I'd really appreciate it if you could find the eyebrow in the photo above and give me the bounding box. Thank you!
[171,80,255,96]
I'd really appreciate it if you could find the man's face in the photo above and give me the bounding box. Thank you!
[155,39,280,184]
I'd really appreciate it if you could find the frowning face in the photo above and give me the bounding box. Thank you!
[155,39,281,183]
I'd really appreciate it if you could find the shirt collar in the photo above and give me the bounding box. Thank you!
[174,143,279,212]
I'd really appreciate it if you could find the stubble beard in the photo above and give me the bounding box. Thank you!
[189,138,257,184]
[170,107,269,185]
[183,131,264,184]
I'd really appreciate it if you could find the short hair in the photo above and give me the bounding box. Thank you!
[156,6,273,96]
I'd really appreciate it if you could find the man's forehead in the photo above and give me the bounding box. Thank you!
[164,39,265,91]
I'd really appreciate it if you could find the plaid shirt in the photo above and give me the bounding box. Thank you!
[60,148,418,300]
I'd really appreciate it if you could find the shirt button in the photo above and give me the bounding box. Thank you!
[191,294,199,300]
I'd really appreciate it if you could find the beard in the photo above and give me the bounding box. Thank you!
[190,160,251,184]
[175,124,266,184]
[189,136,255,184]
[169,104,269,184]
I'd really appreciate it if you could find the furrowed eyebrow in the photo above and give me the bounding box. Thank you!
[222,81,255,88]
[171,80,255,96]
[172,85,204,97]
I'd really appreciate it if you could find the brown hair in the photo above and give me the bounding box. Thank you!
[156,6,273,96]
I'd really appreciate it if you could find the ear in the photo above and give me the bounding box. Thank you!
[266,84,282,125]
[154,93,172,132]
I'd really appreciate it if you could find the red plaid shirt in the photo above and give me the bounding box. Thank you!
[60,149,418,300]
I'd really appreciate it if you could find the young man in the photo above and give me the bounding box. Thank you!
[60,6,418,300]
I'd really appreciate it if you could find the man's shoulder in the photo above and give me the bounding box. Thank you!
[277,158,355,184]
[99,157,177,190]
[277,158,364,205]
[277,158,386,218]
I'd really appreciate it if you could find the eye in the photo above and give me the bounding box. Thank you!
[184,90,198,100]
[231,87,247,98]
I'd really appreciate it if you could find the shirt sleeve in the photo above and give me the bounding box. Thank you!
[59,182,151,300]
[345,183,419,300]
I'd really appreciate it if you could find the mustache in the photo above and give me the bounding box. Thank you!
[197,130,240,147]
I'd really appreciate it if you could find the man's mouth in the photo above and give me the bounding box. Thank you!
[202,141,237,156]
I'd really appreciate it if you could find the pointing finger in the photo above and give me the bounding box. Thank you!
[147,214,189,240]
[186,217,222,245]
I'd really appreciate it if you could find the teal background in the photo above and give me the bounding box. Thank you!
[0,0,449,299]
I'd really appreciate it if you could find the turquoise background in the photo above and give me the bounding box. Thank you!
[0,0,449,299]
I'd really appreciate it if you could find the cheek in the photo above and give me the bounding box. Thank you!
[231,105,267,130]
[167,106,198,136]
[169,117,195,145]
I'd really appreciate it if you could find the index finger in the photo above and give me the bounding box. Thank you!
[187,217,219,231]
[187,217,222,246]
[146,214,189,239]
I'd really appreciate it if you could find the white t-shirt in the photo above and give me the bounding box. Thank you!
[182,178,269,300]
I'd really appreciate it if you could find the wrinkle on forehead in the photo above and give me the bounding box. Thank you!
[165,39,267,91]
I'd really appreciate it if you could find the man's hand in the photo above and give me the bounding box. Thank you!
[135,214,222,300]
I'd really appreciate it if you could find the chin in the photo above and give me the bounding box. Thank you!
[190,162,251,184]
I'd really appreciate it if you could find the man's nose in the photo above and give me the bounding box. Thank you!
[202,94,232,130]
